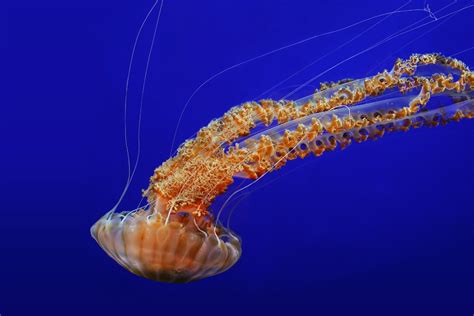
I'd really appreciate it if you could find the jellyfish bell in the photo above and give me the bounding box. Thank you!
[90,199,242,283]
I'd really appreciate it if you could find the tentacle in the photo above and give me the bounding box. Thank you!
[145,53,473,214]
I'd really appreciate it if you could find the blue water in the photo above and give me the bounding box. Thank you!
[3,0,474,315]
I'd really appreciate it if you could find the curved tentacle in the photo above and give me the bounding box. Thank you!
[144,53,473,219]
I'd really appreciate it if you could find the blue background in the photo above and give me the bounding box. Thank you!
[3,0,474,315]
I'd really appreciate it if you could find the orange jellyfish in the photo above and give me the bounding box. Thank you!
[91,53,474,283]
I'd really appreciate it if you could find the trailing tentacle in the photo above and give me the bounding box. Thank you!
[145,53,473,217]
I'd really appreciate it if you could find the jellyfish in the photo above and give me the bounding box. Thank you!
[90,52,474,283]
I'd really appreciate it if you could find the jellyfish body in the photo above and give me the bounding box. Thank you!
[91,206,241,283]
[92,53,474,283]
